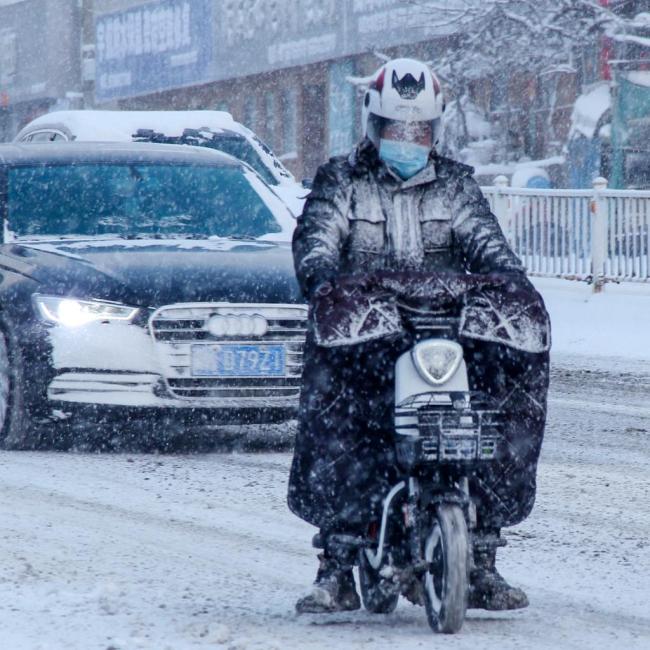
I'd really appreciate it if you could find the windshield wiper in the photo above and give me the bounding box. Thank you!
[125,232,213,240]
[225,234,259,241]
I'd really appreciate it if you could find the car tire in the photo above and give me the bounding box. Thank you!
[0,328,42,450]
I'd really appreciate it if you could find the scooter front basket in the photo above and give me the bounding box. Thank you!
[395,393,502,469]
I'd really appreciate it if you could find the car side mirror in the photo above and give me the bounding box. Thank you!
[301,178,313,190]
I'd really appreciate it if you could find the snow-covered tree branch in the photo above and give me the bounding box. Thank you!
[399,0,649,162]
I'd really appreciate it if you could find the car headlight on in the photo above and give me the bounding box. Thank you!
[33,295,140,327]
[412,340,464,385]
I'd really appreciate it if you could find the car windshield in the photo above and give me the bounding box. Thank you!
[131,129,280,187]
[204,134,279,186]
[7,163,282,240]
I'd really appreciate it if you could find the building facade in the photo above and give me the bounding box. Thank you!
[0,0,82,141]
[86,0,460,179]
[1,0,647,186]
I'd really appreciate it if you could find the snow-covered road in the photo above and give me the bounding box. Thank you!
[1,364,649,650]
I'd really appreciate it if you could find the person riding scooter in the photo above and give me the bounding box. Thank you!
[288,58,550,614]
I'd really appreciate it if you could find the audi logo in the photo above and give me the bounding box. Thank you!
[205,313,268,338]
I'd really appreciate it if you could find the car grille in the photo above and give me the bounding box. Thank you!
[150,303,307,403]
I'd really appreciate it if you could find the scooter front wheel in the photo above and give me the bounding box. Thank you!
[422,503,469,634]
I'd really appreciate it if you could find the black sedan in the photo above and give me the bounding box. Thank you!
[0,142,306,449]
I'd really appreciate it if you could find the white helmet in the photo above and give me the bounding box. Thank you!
[362,58,445,150]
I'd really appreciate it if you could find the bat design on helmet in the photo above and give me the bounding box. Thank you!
[392,71,426,99]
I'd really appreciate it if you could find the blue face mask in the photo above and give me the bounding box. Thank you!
[379,139,430,180]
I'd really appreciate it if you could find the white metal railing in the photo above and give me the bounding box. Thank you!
[482,176,650,290]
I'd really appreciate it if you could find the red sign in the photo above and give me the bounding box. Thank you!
[600,37,613,81]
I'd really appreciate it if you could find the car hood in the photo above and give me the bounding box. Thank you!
[4,238,302,307]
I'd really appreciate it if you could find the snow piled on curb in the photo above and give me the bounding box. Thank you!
[532,277,650,371]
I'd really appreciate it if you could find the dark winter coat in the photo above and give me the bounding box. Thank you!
[292,138,525,302]
[288,140,549,535]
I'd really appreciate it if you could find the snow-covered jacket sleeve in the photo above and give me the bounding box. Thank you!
[450,172,525,275]
[292,160,351,300]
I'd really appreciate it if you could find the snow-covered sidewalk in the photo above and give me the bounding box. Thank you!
[532,277,650,373]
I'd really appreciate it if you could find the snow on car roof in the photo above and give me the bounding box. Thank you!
[17,110,239,141]
[0,141,240,166]
[15,110,298,188]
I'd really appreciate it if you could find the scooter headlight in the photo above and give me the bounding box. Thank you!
[412,340,464,386]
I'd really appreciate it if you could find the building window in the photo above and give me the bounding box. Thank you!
[0,30,17,87]
[243,96,257,131]
[282,87,298,156]
[581,43,600,85]
[265,92,277,150]
[328,59,356,156]
[489,73,509,113]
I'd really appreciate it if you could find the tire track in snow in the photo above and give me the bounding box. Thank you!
[549,396,650,418]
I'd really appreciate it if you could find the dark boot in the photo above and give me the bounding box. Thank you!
[469,536,528,611]
[295,553,361,614]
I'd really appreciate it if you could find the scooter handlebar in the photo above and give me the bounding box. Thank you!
[332,271,508,304]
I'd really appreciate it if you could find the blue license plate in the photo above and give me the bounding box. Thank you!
[191,344,286,377]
